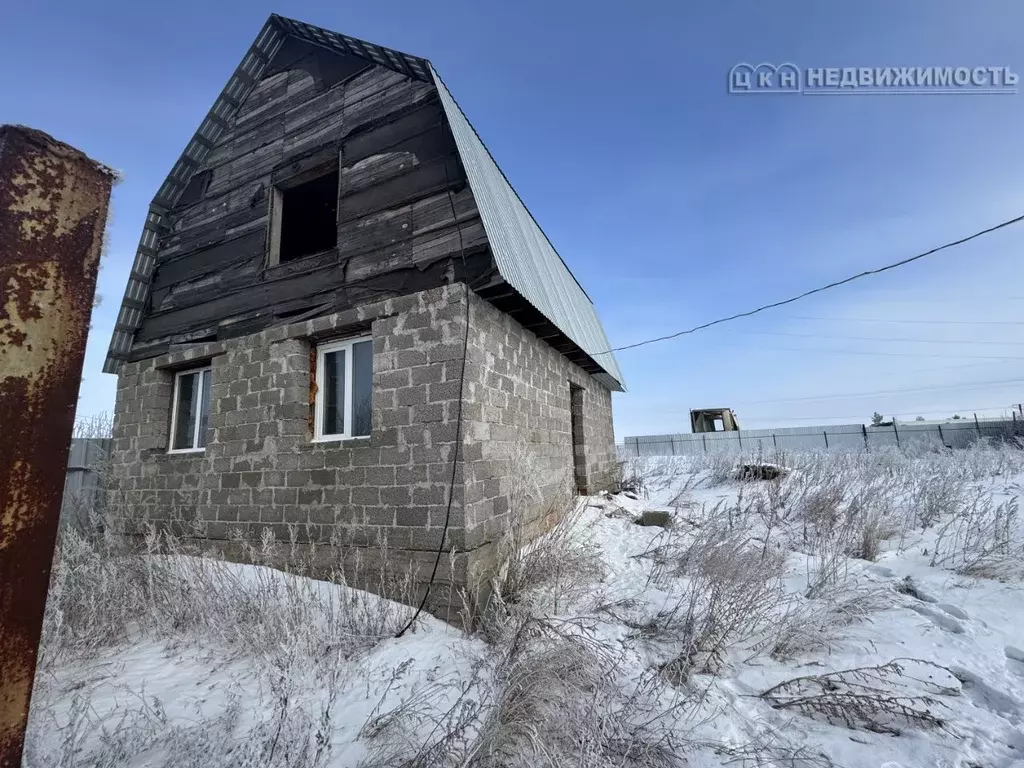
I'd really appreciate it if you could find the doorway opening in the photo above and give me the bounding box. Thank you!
[569,384,587,495]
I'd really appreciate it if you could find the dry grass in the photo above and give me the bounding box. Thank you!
[930,486,1023,579]
[30,440,1024,766]
[360,507,697,768]
[27,515,423,768]
[40,523,418,665]
[646,521,787,681]
[684,444,1024,582]
[759,658,957,736]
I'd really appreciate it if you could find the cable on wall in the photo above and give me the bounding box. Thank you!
[395,117,471,637]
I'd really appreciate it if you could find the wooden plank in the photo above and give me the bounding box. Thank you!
[412,220,486,265]
[342,67,409,108]
[134,251,488,345]
[130,249,496,362]
[233,68,317,133]
[344,102,443,160]
[280,117,346,161]
[410,187,476,232]
[337,204,413,262]
[282,75,349,135]
[187,88,443,219]
[150,231,266,293]
[139,210,489,336]
[232,71,288,127]
[130,44,491,359]
[205,134,284,197]
[161,208,267,258]
[341,150,418,194]
[337,155,456,224]
[137,265,342,341]
[190,101,438,221]
[269,145,338,187]
[279,80,431,161]
[170,181,258,234]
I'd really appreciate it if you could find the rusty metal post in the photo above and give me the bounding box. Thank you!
[0,125,114,766]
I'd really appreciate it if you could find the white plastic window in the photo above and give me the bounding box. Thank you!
[314,337,373,441]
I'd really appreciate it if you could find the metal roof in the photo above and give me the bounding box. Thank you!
[104,16,624,392]
[431,68,624,391]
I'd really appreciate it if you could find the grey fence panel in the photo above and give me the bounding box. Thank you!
[62,438,111,530]
[623,418,1023,457]
[704,432,741,454]
[865,425,900,449]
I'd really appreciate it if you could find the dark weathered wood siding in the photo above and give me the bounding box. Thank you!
[131,53,491,360]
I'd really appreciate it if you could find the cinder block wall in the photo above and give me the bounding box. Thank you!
[110,284,617,620]
[460,293,617,589]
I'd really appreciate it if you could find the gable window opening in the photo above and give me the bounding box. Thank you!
[170,367,212,452]
[314,336,373,441]
[270,166,339,265]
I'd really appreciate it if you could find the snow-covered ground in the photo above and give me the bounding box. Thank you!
[581,456,1024,768]
[26,445,1024,767]
[26,555,489,767]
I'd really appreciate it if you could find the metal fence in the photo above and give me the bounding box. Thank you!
[61,438,111,530]
[621,417,1024,457]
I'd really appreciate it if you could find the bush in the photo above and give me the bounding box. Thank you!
[759,659,956,736]
[647,522,787,681]
[28,522,423,768]
[930,487,1023,580]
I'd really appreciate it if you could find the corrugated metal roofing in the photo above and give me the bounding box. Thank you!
[104,16,624,392]
[431,68,624,391]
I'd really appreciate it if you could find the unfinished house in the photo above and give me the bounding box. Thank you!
[105,15,625,617]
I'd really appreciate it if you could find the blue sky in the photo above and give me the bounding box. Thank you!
[5,0,1024,438]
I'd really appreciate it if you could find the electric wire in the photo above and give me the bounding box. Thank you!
[728,376,1024,406]
[739,403,1020,422]
[714,342,1023,361]
[732,330,1024,346]
[784,315,1024,326]
[395,118,471,638]
[603,213,1024,353]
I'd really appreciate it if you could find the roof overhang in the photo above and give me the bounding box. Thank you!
[431,66,624,391]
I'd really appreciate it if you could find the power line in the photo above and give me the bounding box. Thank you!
[784,315,1024,326]
[740,403,1020,422]
[715,342,1023,361]
[733,330,1024,346]
[607,212,1024,353]
[729,376,1024,407]
[866,360,1015,376]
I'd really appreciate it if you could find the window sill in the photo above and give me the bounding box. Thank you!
[167,448,206,455]
[264,247,337,277]
[312,435,371,446]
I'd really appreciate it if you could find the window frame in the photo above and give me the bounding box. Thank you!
[168,366,212,454]
[266,161,340,268]
[313,335,373,443]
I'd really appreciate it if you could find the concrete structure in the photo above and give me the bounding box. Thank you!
[690,407,740,433]
[111,285,617,617]
[105,17,625,619]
